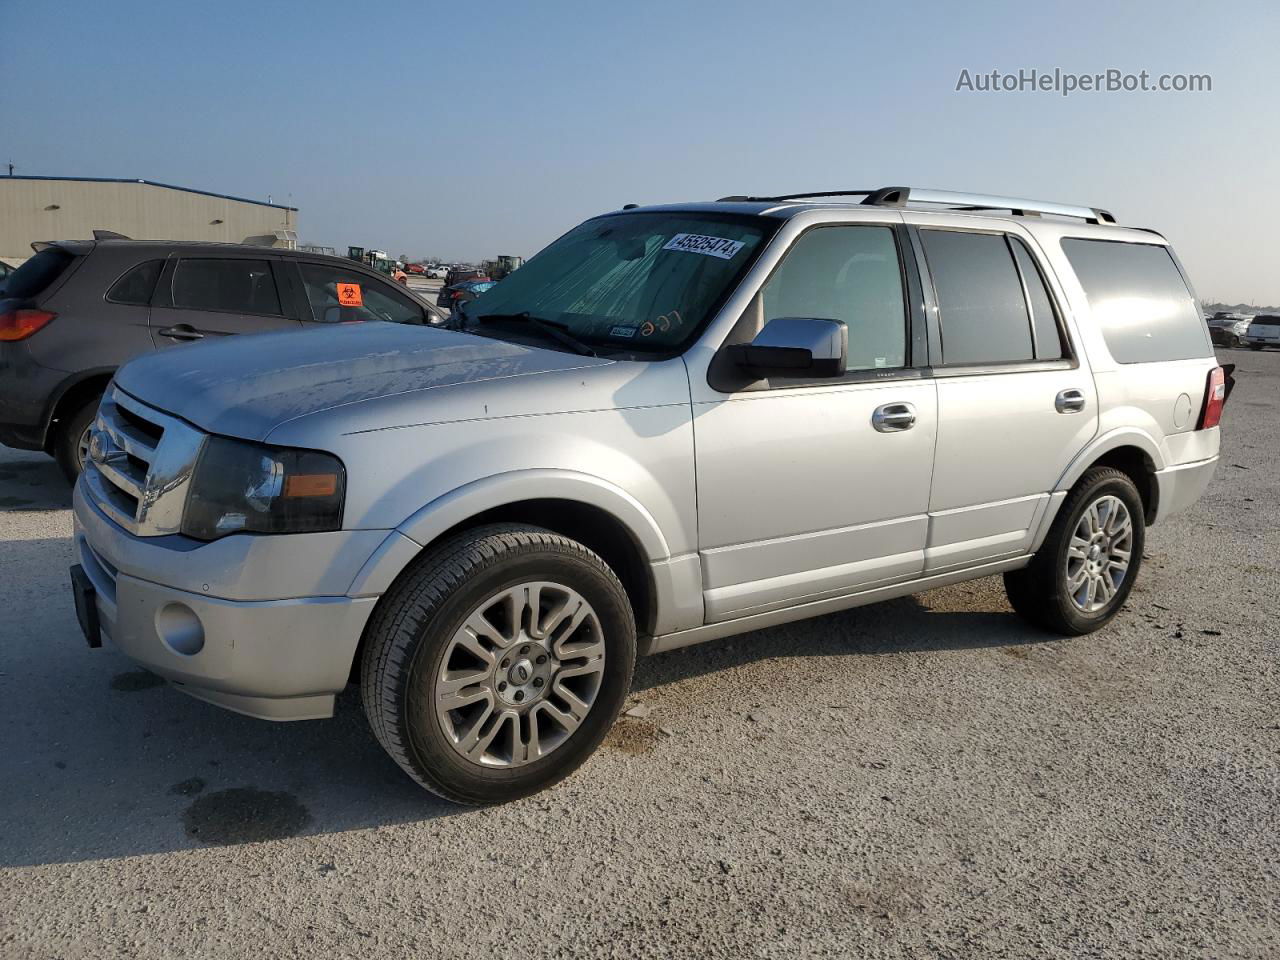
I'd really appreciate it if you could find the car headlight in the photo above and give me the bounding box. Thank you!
[182,437,346,540]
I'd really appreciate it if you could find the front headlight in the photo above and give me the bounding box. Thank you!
[182,437,346,540]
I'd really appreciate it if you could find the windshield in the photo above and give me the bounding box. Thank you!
[463,212,772,353]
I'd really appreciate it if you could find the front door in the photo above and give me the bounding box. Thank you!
[693,223,938,623]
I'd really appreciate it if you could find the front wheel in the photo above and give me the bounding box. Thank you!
[1004,467,1145,635]
[361,523,636,804]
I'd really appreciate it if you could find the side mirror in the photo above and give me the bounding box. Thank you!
[729,316,847,379]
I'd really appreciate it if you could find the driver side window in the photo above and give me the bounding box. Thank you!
[762,226,907,371]
[298,262,424,324]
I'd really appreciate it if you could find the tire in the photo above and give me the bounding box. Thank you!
[1004,467,1145,636]
[1228,334,1240,348]
[52,396,101,484]
[360,523,636,804]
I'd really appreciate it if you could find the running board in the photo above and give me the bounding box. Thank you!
[640,555,1031,655]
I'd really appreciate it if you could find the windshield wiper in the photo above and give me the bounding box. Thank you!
[471,312,599,357]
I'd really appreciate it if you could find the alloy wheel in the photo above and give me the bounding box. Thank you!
[434,581,606,767]
[1064,494,1134,613]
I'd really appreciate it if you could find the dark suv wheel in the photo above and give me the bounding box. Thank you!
[1004,467,1145,636]
[361,523,636,804]
[52,396,101,483]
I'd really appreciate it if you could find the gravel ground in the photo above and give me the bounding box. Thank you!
[1,349,1276,959]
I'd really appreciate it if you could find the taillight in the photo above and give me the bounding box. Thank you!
[0,309,56,341]
[1197,365,1227,429]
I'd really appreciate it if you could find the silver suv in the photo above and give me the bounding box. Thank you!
[70,187,1230,803]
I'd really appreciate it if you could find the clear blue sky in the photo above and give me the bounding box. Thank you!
[5,0,1278,303]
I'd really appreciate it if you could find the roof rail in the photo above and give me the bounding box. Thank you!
[718,186,1116,224]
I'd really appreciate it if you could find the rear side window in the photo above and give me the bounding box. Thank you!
[920,230,1034,365]
[297,263,425,324]
[3,248,76,301]
[1252,315,1280,326]
[106,259,163,305]
[171,258,282,316]
[1061,239,1211,363]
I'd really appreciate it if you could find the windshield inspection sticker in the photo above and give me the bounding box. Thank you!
[662,233,745,260]
[336,282,363,307]
[609,325,637,339]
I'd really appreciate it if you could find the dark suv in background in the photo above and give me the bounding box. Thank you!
[0,239,437,480]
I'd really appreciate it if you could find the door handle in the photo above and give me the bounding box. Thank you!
[158,324,204,341]
[872,402,916,432]
[1055,388,1086,413]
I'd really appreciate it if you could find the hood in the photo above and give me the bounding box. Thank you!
[114,322,612,441]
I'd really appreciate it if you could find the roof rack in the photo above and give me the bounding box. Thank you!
[717,186,1116,224]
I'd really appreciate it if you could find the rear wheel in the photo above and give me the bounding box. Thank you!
[361,523,636,804]
[1004,467,1145,635]
[52,396,101,484]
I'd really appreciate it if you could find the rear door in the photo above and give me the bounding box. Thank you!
[907,218,1098,572]
[147,253,300,347]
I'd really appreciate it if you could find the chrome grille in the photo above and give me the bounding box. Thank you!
[83,385,206,536]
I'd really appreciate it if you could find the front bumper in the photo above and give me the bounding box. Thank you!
[73,481,384,721]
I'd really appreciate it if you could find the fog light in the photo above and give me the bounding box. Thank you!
[156,603,205,656]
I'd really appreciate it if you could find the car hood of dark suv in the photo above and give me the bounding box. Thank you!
[114,322,613,441]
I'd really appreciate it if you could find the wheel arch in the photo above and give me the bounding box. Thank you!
[1056,430,1162,524]
[41,367,116,451]
[348,472,672,678]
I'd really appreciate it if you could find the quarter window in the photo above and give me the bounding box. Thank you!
[920,230,1034,365]
[1061,238,1211,364]
[171,259,282,316]
[761,226,906,372]
[297,263,425,324]
[107,259,163,306]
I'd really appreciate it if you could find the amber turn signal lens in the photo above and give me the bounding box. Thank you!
[284,474,339,498]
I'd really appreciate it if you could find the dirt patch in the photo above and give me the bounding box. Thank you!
[183,787,312,846]
[603,718,660,755]
[169,777,206,797]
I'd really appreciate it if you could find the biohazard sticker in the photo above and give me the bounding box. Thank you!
[662,233,745,260]
[336,283,363,307]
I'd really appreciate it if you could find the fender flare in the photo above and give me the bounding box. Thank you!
[348,469,673,597]
[1055,427,1165,493]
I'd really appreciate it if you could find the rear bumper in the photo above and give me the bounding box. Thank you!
[1152,455,1218,524]
[0,342,63,450]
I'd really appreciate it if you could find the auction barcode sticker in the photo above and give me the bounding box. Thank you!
[662,233,745,259]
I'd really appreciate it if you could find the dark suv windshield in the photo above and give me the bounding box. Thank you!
[463,212,773,353]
